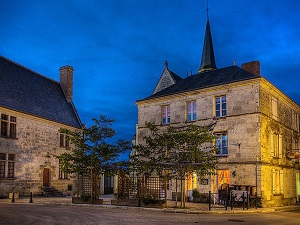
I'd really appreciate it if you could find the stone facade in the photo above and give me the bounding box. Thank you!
[0,57,81,197]
[0,106,76,196]
[136,75,300,207]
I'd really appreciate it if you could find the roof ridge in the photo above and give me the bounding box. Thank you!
[0,55,60,85]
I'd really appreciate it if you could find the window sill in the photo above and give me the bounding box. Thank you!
[215,154,228,157]
[0,136,18,140]
[213,116,227,120]
[0,177,16,180]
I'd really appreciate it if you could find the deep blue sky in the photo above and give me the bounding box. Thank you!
[1,1,299,158]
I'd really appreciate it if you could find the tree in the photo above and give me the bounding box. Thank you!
[131,122,218,207]
[56,115,130,201]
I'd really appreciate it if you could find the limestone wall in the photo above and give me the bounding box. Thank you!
[0,107,76,196]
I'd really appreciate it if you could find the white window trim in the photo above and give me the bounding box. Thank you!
[186,101,197,121]
[215,96,227,118]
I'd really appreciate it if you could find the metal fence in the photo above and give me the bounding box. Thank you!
[208,190,258,210]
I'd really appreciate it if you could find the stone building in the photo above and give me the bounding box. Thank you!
[0,56,82,196]
[135,19,300,207]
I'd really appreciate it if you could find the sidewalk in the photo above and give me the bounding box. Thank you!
[0,195,299,214]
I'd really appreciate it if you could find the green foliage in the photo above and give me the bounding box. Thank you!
[141,196,166,205]
[192,189,201,198]
[56,115,131,178]
[131,122,218,178]
[80,192,91,202]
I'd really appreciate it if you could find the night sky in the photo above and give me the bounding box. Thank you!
[1,1,299,159]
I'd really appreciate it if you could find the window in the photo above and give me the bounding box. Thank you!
[271,97,278,120]
[59,160,69,179]
[187,101,196,121]
[215,133,228,156]
[59,133,70,148]
[270,132,282,158]
[161,105,170,124]
[292,110,299,132]
[0,153,15,178]
[60,134,65,147]
[215,96,226,118]
[272,169,283,195]
[0,114,17,138]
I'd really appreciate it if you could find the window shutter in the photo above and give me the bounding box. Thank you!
[270,132,274,157]
[272,169,276,194]
[278,134,283,158]
[280,170,283,194]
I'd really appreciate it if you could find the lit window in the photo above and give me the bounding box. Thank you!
[187,101,197,121]
[215,133,228,156]
[161,105,170,125]
[272,169,283,195]
[215,96,226,118]
[0,153,15,178]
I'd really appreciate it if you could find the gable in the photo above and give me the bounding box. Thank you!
[153,68,182,94]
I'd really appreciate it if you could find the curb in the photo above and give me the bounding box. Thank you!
[0,199,298,214]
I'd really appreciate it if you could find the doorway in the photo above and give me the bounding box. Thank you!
[43,168,50,186]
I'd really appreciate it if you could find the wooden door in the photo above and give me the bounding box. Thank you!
[43,168,50,186]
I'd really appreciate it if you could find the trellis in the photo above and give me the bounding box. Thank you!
[117,173,166,200]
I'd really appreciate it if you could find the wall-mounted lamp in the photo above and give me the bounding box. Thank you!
[232,170,236,177]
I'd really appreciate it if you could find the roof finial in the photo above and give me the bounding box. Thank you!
[164,60,168,68]
[206,0,209,21]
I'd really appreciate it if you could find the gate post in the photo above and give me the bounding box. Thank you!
[242,192,245,210]
[225,192,228,210]
[230,191,233,210]
[255,192,258,209]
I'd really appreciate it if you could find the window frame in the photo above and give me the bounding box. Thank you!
[59,159,69,180]
[0,113,17,138]
[215,133,228,156]
[270,132,282,158]
[0,153,15,179]
[59,133,70,148]
[271,97,278,120]
[186,101,197,122]
[161,105,170,125]
[215,96,227,118]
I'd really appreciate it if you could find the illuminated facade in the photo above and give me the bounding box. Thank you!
[0,56,82,196]
[135,19,300,207]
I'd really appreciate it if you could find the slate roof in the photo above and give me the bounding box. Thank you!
[141,65,261,101]
[169,69,183,83]
[0,56,82,128]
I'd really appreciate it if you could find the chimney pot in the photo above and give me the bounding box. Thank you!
[59,65,73,101]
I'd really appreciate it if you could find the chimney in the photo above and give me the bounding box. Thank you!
[59,65,73,101]
[241,60,260,76]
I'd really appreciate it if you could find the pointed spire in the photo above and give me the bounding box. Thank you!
[198,5,217,73]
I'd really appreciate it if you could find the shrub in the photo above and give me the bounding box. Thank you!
[80,192,91,202]
[141,196,166,205]
[192,189,201,198]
